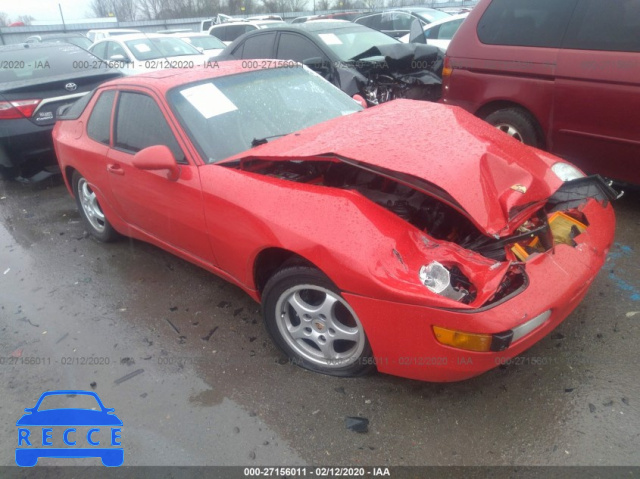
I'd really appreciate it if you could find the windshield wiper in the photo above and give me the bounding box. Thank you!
[251,133,290,147]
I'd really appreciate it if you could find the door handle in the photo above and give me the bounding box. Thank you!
[107,164,124,176]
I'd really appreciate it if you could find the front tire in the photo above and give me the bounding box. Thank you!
[484,107,544,148]
[262,266,374,377]
[72,171,119,242]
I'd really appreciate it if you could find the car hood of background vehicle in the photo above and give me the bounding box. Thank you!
[229,100,564,236]
[16,409,123,426]
[351,43,444,84]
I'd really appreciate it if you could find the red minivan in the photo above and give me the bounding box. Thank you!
[441,0,640,184]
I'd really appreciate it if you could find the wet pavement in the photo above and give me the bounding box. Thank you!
[0,178,639,468]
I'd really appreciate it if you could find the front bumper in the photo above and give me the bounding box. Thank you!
[344,196,615,382]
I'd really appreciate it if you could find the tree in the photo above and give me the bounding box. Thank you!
[16,15,35,25]
[0,12,10,26]
[90,0,138,21]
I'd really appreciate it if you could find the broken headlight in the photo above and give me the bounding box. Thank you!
[419,261,473,303]
[551,162,585,182]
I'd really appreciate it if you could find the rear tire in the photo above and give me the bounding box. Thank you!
[262,266,374,377]
[72,171,119,242]
[484,108,544,148]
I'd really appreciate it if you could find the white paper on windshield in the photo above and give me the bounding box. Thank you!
[180,82,237,119]
[132,43,151,53]
[318,33,342,45]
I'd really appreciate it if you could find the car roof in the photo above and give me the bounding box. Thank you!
[96,60,283,92]
[94,33,178,42]
[423,12,469,29]
[88,28,141,33]
[0,42,79,52]
[293,21,370,32]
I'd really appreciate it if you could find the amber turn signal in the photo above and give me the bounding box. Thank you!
[432,326,493,352]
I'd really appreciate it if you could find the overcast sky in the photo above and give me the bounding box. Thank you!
[3,0,92,22]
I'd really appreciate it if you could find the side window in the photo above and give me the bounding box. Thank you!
[228,25,248,42]
[477,0,578,48]
[438,18,464,40]
[91,42,107,59]
[357,14,380,30]
[563,0,640,53]
[87,90,115,145]
[114,92,186,163]
[241,32,276,58]
[277,33,325,62]
[106,42,128,60]
[210,26,227,41]
[425,25,442,40]
[392,13,413,31]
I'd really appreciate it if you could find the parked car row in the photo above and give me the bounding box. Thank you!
[217,21,444,105]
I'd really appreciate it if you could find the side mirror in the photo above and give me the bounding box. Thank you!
[409,18,426,44]
[132,145,180,181]
[352,94,367,109]
[109,54,130,63]
[303,57,329,74]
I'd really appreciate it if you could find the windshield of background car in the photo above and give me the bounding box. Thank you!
[316,28,399,60]
[180,35,226,50]
[124,37,201,60]
[168,67,363,163]
[0,45,112,83]
[414,9,451,23]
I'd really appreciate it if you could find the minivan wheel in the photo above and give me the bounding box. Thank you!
[484,108,544,148]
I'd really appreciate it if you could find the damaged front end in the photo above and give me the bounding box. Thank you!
[340,44,444,105]
[231,156,618,311]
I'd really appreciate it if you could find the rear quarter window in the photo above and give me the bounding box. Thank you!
[562,0,640,53]
[477,0,578,48]
[87,90,115,145]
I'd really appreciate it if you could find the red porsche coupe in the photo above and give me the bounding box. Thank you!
[52,62,617,382]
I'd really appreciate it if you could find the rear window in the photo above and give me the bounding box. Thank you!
[0,45,111,83]
[562,0,640,53]
[477,0,578,48]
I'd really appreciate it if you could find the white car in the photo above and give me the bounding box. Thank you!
[171,32,226,57]
[208,20,287,45]
[89,33,207,74]
[86,28,142,43]
[400,13,468,50]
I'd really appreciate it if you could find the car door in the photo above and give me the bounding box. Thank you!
[105,89,214,264]
[552,0,640,183]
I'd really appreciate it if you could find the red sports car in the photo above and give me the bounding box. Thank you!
[52,62,617,382]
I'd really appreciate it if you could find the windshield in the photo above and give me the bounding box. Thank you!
[168,67,362,163]
[180,35,226,50]
[124,37,201,60]
[316,28,399,60]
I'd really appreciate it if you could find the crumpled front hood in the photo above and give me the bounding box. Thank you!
[231,100,563,236]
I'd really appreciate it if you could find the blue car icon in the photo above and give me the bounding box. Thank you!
[16,390,123,467]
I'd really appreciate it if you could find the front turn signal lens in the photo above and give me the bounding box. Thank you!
[432,326,493,352]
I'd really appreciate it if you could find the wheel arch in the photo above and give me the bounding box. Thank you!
[252,247,323,300]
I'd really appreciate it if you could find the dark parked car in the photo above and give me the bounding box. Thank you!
[441,0,640,184]
[355,8,450,39]
[218,21,444,105]
[25,33,92,50]
[0,43,122,179]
